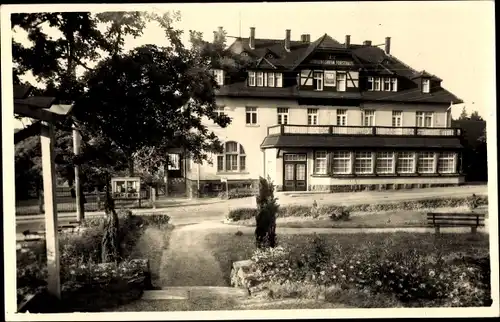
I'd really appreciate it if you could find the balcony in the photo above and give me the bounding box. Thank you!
[267,125,462,137]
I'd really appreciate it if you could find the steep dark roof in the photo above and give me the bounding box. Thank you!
[261,134,464,149]
[223,33,462,104]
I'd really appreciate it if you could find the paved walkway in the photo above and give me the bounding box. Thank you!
[159,222,228,287]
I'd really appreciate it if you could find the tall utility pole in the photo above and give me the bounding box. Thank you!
[73,124,84,222]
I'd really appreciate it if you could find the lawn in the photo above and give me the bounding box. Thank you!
[205,230,490,308]
[228,206,489,229]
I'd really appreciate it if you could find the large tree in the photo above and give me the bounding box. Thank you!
[73,12,246,179]
[12,12,149,187]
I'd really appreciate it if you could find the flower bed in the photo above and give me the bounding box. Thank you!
[210,232,491,308]
[226,195,488,222]
[16,211,170,312]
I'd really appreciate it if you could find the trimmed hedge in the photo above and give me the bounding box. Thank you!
[226,195,488,222]
[218,187,257,200]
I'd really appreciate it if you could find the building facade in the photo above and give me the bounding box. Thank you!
[181,28,465,195]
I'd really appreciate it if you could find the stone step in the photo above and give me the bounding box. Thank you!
[141,286,248,301]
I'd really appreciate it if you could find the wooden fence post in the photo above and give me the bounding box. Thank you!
[40,121,61,299]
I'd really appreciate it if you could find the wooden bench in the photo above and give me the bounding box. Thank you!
[427,212,486,234]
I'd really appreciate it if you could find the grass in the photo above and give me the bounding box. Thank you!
[228,206,489,229]
[205,230,490,306]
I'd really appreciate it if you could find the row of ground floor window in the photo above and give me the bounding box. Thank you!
[309,150,459,176]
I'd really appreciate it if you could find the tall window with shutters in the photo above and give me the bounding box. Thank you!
[217,141,246,173]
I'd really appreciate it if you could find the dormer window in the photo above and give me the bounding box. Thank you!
[266,53,274,59]
[248,71,256,86]
[367,77,397,92]
[212,69,224,86]
[422,78,430,93]
[256,72,264,86]
[248,71,283,88]
[241,52,249,57]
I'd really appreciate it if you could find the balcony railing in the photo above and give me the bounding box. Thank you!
[267,124,462,137]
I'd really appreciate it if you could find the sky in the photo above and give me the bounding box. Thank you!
[8,1,496,128]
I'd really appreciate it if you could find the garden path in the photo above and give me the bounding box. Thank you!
[159,221,230,286]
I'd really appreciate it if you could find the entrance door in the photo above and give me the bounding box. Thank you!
[283,154,307,191]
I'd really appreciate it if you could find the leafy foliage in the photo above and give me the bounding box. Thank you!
[255,176,279,248]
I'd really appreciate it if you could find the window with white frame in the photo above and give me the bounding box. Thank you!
[367,77,374,91]
[390,78,398,92]
[336,109,347,126]
[307,108,318,125]
[422,79,430,93]
[277,107,289,125]
[362,110,375,126]
[314,151,328,174]
[336,72,347,91]
[212,69,224,85]
[256,72,264,87]
[417,152,435,174]
[313,71,323,91]
[438,152,456,174]
[397,152,415,174]
[217,141,246,172]
[248,71,282,88]
[368,77,397,92]
[215,105,225,117]
[248,71,256,86]
[383,78,391,91]
[354,151,373,174]
[332,151,351,174]
[392,110,402,127]
[376,152,394,174]
[416,111,433,127]
[167,153,181,170]
[276,73,283,87]
[245,106,258,125]
[267,72,275,87]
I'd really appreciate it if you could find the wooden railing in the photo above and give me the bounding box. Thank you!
[267,124,462,137]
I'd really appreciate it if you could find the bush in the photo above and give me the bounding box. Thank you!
[255,177,279,248]
[226,195,489,222]
[328,206,351,221]
[16,211,161,308]
[218,187,257,200]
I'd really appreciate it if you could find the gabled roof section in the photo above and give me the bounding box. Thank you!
[255,56,278,69]
[292,34,344,69]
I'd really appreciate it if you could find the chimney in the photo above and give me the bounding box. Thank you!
[345,35,351,48]
[385,36,391,55]
[301,34,310,43]
[249,27,255,49]
[363,40,372,46]
[285,29,291,51]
